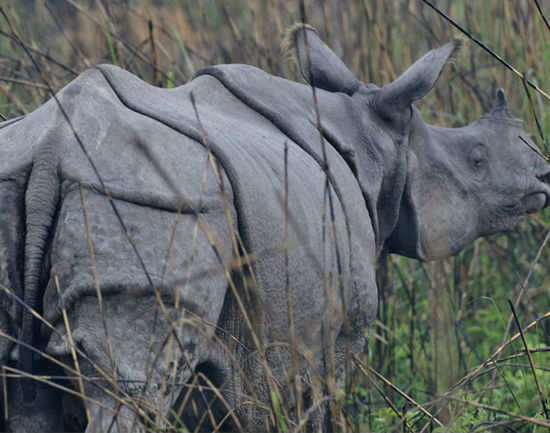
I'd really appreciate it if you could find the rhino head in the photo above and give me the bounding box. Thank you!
[290,26,550,261]
[389,90,550,260]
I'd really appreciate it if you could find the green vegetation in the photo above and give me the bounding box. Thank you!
[2,1,550,431]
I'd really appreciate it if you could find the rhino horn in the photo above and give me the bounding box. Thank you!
[487,88,515,119]
[495,88,509,108]
[480,88,523,124]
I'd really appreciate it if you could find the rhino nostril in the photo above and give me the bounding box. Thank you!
[536,171,550,185]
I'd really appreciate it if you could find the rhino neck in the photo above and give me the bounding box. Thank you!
[195,65,405,254]
[388,117,478,260]
[348,89,410,255]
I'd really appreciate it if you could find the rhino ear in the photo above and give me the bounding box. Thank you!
[376,39,462,119]
[283,24,361,95]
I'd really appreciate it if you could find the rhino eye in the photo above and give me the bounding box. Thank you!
[469,144,488,171]
[473,157,485,168]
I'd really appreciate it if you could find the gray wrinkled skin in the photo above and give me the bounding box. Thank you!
[0,27,548,432]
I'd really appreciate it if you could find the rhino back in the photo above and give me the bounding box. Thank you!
[43,68,238,325]
[95,65,378,352]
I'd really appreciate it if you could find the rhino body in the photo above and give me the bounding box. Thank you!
[0,27,548,432]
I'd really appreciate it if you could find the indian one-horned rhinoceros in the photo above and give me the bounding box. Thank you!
[0,25,548,433]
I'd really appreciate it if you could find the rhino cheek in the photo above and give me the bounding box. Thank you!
[416,207,475,260]
[411,176,477,261]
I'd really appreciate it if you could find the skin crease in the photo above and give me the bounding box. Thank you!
[0,25,549,433]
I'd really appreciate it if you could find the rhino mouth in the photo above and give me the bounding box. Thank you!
[532,170,550,212]
[522,192,548,214]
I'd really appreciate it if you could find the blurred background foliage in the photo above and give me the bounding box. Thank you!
[2,0,550,431]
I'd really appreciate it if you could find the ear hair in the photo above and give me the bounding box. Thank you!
[281,22,317,66]
[281,23,360,95]
[449,34,467,60]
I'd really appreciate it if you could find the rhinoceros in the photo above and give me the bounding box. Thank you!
[0,25,548,432]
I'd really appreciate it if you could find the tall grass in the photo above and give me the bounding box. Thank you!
[1,1,550,432]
